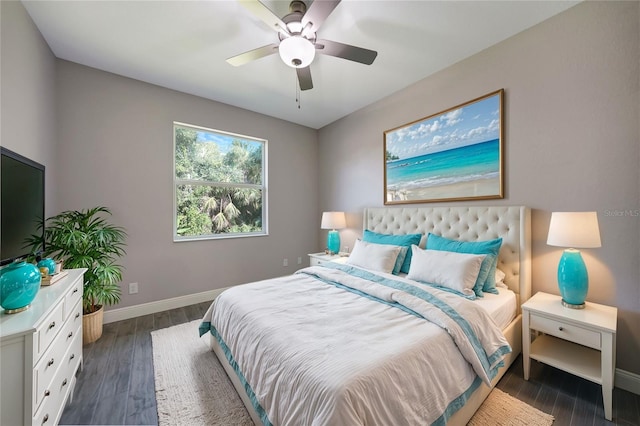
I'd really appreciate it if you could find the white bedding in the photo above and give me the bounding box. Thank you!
[200,264,511,426]
[336,256,517,330]
[473,287,517,330]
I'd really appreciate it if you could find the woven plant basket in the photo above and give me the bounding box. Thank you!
[83,305,104,344]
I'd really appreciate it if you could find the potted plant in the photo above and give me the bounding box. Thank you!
[26,207,127,343]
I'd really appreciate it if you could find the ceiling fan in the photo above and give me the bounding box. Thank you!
[227,0,377,91]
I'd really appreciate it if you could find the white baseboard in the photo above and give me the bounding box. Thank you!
[616,368,640,396]
[103,288,640,397]
[103,287,229,324]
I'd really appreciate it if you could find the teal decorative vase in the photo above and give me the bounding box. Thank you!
[37,258,56,274]
[0,261,42,314]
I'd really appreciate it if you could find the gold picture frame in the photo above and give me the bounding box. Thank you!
[384,89,504,205]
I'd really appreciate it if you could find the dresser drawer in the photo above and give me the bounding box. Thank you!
[310,257,324,266]
[64,280,83,319]
[31,365,73,426]
[32,330,81,425]
[34,335,67,412]
[63,329,82,380]
[34,302,64,363]
[33,300,82,410]
[530,313,601,350]
[65,300,83,342]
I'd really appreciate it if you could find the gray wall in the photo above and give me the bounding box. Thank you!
[318,1,640,375]
[55,61,319,306]
[2,0,319,310]
[1,0,58,215]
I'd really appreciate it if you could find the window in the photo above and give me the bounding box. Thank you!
[173,122,267,241]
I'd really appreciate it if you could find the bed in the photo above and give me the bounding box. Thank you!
[200,206,531,425]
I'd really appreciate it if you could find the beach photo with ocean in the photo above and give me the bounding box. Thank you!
[384,90,503,203]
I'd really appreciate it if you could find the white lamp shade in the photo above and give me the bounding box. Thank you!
[321,211,346,230]
[547,211,601,248]
[279,36,315,68]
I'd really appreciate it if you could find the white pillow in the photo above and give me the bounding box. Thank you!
[495,268,507,288]
[407,246,486,298]
[346,239,402,274]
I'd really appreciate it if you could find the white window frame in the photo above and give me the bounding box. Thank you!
[173,122,268,242]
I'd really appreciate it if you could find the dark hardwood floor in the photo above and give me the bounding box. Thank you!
[61,303,640,425]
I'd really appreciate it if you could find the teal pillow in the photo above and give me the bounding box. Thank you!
[362,230,422,274]
[426,233,503,296]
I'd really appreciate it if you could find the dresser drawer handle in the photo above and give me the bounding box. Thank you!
[62,378,68,387]
[48,321,56,330]
[68,331,73,339]
[558,327,564,331]
[70,353,75,360]
[42,414,49,424]
[73,287,79,293]
[75,312,80,319]
[47,358,55,367]
[44,390,50,397]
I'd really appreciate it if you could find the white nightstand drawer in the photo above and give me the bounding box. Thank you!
[310,257,324,266]
[530,313,601,350]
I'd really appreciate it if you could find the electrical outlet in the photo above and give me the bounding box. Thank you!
[128,282,139,294]
[297,257,302,265]
[283,258,288,267]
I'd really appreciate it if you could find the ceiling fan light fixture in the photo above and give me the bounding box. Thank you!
[279,36,315,68]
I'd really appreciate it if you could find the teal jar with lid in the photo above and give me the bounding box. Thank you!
[0,261,42,314]
[37,258,56,274]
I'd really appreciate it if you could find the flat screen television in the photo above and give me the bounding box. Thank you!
[1,147,45,266]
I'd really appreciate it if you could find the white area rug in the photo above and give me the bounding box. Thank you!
[467,387,554,426]
[152,320,252,425]
[152,320,554,426]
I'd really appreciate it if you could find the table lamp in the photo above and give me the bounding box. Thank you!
[547,211,601,309]
[321,212,346,255]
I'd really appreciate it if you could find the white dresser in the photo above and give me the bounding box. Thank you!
[1,268,86,426]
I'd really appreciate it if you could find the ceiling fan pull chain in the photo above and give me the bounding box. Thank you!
[296,74,301,109]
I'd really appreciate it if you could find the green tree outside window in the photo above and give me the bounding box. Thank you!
[174,123,267,240]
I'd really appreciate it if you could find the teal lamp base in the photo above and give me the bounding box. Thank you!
[327,230,340,255]
[557,249,588,309]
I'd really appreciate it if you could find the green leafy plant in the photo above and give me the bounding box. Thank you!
[25,207,127,314]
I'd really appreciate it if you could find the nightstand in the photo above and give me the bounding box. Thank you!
[308,252,344,266]
[522,292,617,420]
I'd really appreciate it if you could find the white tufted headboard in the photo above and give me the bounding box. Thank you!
[363,206,532,307]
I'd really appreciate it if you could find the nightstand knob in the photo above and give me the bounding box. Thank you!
[558,326,564,331]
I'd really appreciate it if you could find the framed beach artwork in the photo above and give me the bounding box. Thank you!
[384,89,504,204]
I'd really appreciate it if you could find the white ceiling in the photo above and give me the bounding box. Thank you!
[23,0,578,129]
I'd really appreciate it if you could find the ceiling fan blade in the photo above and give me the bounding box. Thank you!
[301,0,341,34]
[315,39,377,65]
[296,66,313,91]
[239,0,290,36]
[226,43,279,67]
